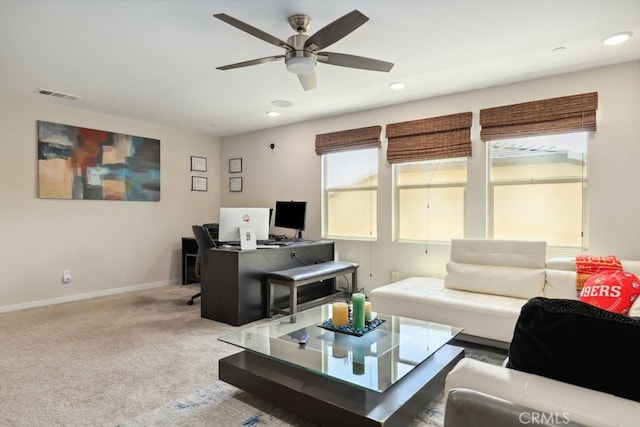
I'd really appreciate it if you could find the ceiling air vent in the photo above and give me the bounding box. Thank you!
[37,88,81,101]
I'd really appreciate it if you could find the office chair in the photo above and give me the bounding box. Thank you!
[202,223,219,240]
[187,225,217,305]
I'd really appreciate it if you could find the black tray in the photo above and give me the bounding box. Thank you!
[318,318,385,337]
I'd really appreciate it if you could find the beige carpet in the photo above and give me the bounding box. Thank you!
[0,285,243,426]
[0,285,506,426]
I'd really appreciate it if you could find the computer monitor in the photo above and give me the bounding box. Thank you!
[218,207,270,242]
[274,201,306,238]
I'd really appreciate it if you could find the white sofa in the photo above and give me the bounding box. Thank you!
[370,238,640,345]
[369,238,640,426]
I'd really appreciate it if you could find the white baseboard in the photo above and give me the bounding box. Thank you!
[0,279,181,314]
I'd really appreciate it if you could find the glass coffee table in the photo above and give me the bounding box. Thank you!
[218,304,464,426]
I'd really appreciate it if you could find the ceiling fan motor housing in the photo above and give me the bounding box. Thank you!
[288,14,313,33]
[285,33,316,74]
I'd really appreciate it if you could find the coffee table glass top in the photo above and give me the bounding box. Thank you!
[219,304,462,392]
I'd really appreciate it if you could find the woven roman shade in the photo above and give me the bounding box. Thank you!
[480,92,598,141]
[315,125,382,155]
[386,112,472,164]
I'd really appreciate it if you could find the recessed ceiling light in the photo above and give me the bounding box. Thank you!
[388,81,406,90]
[603,31,633,46]
[553,46,567,53]
[271,100,293,108]
[266,111,280,117]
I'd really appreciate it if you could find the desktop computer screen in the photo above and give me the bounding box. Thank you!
[218,207,270,242]
[274,201,306,238]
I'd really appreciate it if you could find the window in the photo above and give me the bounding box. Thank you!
[323,148,378,239]
[489,132,588,248]
[386,112,472,243]
[393,158,467,242]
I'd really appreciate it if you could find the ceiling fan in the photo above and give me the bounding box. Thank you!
[213,9,394,91]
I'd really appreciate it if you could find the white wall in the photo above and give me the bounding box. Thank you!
[0,96,220,310]
[3,61,637,310]
[220,61,640,293]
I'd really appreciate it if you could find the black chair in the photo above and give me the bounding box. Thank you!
[202,223,219,240]
[187,225,217,305]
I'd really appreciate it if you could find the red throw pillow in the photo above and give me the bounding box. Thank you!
[579,271,640,315]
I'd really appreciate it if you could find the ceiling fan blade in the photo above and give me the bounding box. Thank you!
[214,13,294,50]
[217,55,285,70]
[298,72,317,91]
[318,52,394,72]
[304,10,368,51]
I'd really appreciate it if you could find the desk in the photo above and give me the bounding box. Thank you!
[200,241,335,326]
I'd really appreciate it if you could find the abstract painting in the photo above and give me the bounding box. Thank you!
[37,121,160,201]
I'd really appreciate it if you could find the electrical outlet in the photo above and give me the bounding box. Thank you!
[291,251,296,258]
[62,270,72,284]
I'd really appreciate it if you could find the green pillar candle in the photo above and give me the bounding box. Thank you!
[352,347,365,375]
[351,293,366,330]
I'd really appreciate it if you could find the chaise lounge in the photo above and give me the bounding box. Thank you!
[370,238,549,347]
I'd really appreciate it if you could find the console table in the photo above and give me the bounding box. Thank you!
[200,240,336,326]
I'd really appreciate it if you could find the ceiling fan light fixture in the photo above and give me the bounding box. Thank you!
[286,56,315,74]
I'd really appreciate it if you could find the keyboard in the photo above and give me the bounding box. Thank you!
[258,240,298,247]
[258,240,279,245]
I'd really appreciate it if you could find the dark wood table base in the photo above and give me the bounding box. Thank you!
[219,344,465,427]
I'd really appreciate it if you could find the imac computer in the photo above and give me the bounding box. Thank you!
[274,201,306,239]
[218,207,270,243]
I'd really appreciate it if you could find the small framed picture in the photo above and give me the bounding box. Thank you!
[191,176,208,192]
[229,177,243,192]
[229,158,242,173]
[191,156,207,172]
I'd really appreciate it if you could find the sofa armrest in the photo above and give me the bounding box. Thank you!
[445,358,640,427]
[445,388,583,427]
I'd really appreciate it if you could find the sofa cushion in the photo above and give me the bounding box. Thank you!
[506,297,640,402]
[450,238,546,269]
[369,277,525,343]
[544,269,579,300]
[444,262,545,299]
[579,270,640,315]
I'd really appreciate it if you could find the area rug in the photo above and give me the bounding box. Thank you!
[118,342,506,427]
